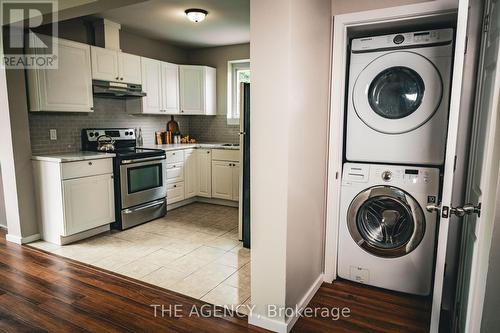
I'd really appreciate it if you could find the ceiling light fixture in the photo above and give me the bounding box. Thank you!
[185,8,208,23]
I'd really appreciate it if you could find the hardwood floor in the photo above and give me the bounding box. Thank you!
[0,229,430,332]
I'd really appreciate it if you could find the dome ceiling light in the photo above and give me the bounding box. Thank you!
[185,8,208,23]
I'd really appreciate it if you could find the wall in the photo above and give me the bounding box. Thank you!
[29,99,190,154]
[187,43,250,143]
[250,0,331,331]
[332,0,430,14]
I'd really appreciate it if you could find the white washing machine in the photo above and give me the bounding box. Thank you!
[346,29,454,165]
[338,163,440,295]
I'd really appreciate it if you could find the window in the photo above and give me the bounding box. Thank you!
[227,60,250,125]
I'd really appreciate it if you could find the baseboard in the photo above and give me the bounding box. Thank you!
[167,196,238,211]
[248,312,287,333]
[6,233,41,244]
[248,274,324,333]
[285,274,324,332]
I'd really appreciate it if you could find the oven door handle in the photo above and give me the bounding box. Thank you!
[123,199,165,214]
[121,155,166,164]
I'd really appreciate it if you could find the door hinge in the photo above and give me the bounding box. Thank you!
[484,13,490,32]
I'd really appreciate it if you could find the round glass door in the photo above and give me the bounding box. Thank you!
[347,186,425,258]
[353,51,443,134]
[368,67,425,119]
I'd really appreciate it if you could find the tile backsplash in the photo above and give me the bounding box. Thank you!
[29,98,190,155]
[189,115,240,144]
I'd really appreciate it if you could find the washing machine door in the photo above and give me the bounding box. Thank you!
[347,186,425,258]
[353,51,443,134]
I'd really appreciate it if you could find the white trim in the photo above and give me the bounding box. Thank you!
[324,0,458,284]
[285,274,324,332]
[6,233,40,244]
[248,274,324,333]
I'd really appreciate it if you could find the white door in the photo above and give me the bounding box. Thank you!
[212,161,233,200]
[454,0,500,331]
[184,150,198,199]
[162,62,180,114]
[141,57,163,114]
[232,162,240,201]
[91,46,119,82]
[180,65,204,115]
[62,173,115,236]
[429,0,500,331]
[198,149,212,197]
[118,52,142,84]
[38,38,93,112]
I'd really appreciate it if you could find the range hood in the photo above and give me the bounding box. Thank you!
[92,80,146,98]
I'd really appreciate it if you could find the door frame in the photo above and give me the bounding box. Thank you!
[324,0,458,283]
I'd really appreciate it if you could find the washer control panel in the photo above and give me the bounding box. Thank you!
[351,28,453,52]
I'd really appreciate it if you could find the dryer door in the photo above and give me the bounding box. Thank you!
[347,186,425,258]
[353,51,443,134]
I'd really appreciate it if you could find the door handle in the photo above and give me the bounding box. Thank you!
[426,203,481,218]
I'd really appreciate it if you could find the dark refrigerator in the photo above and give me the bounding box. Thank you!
[239,83,250,248]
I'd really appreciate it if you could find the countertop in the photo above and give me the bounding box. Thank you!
[32,151,116,163]
[140,143,240,151]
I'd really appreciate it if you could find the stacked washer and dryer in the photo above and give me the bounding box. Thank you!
[338,29,454,295]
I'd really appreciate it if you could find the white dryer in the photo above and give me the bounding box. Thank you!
[346,29,453,165]
[338,163,440,295]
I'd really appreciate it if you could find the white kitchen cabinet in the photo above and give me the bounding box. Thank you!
[197,149,212,197]
[162,62,180,114]
[27,35,93,112]
[184,149,198,199]
[140,57,163,114]
[232,162,240,202]
[91,46,141,84]
[166,162,184,184]
[167,182,185,204]
[137,57,180,114]
[179,65,216,115]
[63,174,114,236]
[211,161,233,200]
[32,157,115,245]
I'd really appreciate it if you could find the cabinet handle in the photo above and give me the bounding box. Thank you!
[111,175,114,179]
[173,165,176,168]
[88,162,93,165]
[173,185,177,188]
[120,77,124,80]
[207,151,210,154]
[90,107,94,110]
[115,77,119,80]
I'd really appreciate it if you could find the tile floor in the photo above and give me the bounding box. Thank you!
[29,203,251,312]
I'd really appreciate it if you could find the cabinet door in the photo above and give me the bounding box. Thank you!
[119,52,142,84]
[34,38,93,112]
[162,62,180,114]
[232,162,240,201]
[211,161,233,200]
[197,149,212,197]
[141,57,163,114]
[179,65,205,115]
[91,46,119,81]
[184,150,198,199]
[62,173,114,236]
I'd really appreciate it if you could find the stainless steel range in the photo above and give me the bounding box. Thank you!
[82,128,166,230]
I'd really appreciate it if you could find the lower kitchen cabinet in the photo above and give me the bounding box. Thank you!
[63,174,114,235]
[167,182,185,204]
[32,157,115,244]
[197,149,212,197]
[184,149,198,199]
[212,161,239,201]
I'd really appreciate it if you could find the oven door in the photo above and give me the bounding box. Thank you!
[120,156,167,209]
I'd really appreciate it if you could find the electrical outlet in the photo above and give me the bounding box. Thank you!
[49,129,57,140]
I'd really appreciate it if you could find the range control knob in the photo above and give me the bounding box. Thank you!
[393,34,405,44]
[89,132,94,137]
[94,132,99,137]
[382,171,392,182]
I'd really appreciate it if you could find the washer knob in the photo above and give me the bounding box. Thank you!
[393,34,405,44]
[382,171,392,182]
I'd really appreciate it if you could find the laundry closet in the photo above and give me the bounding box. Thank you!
[324,2,490,331]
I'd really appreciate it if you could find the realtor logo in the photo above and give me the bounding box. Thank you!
[1,0,58,69]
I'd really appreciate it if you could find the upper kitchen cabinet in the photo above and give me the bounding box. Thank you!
[27,35,94,112]
[179,65,216,115]
[134,57,179,115]
[91,46,141,84]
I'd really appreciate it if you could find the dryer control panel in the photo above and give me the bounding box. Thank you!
[351,28,453,52]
